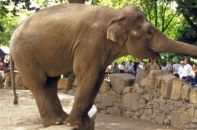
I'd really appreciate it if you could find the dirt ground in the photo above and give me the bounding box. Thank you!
[0,89,180,130]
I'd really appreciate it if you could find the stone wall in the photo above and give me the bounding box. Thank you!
[7,70,197,130]
[95,71,197,130]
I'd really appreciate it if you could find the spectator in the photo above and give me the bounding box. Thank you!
[2,55,10,73]
[184,63,197,86]
[164,61,173,73]
[138,59,145,70]
[178,60,185,79]
[189,63,197,78]
[182,58,192,79]
[0,58,4,71]
[145,58,160,73]
[124,61,133,73]
[173,60,180,77]
[118,62,125,73]
[133,60,140,77]
[111,62,119,73]
[178,58,192,79]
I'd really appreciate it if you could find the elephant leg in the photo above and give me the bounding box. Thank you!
[82,71,105,123]
[65,66,102,128]
[15,60,68,127]
[26,76,68,127]
[40,76,68,126]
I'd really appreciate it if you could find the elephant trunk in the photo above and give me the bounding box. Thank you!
[150,27,197,57]
[163,40,197,57]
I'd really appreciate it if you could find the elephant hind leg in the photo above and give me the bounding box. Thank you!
[17,66,67,126]
[29,76,68,127]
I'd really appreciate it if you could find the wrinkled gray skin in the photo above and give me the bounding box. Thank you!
[10,3,197,129]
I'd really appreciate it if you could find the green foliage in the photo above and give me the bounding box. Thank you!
[175,0,197,45]
[0,13,19,45]
[0,0,30,46]
[114,55,136,63]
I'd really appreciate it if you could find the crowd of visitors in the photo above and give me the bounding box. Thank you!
[106,57,197,87]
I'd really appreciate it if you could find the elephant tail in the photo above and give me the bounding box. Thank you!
[10,55,18,105]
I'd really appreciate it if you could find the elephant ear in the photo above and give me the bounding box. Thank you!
[107,16,128,46]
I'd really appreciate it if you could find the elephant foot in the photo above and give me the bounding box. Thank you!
[59,111,69,121]
[64,116,82,129]
[43,117,63,127]
[43,112,69,127]
[64,115,92,130]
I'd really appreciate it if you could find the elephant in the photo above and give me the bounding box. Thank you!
[10,3,197,129]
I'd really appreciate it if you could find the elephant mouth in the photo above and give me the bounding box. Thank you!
[149,49,161,59]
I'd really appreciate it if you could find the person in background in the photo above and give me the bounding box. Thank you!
[118,62,125,73]
[145,58,160,73]
[0,58,4,71]
[189,63,196,78]
[124,61,133,73]
[138,59,145,70]
[178,60,185,79]
[111,62,119,73]
[133,60,140,77]
[164,60,173,73]
[182,58,192,79]
[173,60,180,77]
[3,55,10,73]
[184,63,197,86]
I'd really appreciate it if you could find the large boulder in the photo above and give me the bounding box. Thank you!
[190,88,197,104]
[99,80,110,93]
[170,79,184,100]
[135,68,148,83]
[139,70,164,91]
[181,83,191,101]
[160,74,176,99]
[110,73,135,94]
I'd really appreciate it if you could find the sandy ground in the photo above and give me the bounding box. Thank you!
[0,89,180,130]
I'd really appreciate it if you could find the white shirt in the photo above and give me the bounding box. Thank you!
[178,66,185,79]
[118,64,125,70]
[125,62,133,71]
[138,62,144,70]
[178,64,192,79]
[173,63,181,74]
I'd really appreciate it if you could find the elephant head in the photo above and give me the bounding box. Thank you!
[107,6,197,59]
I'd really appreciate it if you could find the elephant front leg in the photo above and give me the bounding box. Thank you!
[65,66,102,128]
[40,76,69,126]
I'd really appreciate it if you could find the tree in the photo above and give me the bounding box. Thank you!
[175,0,197,45]
[176,0,197,33]
[0,1,27,45]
